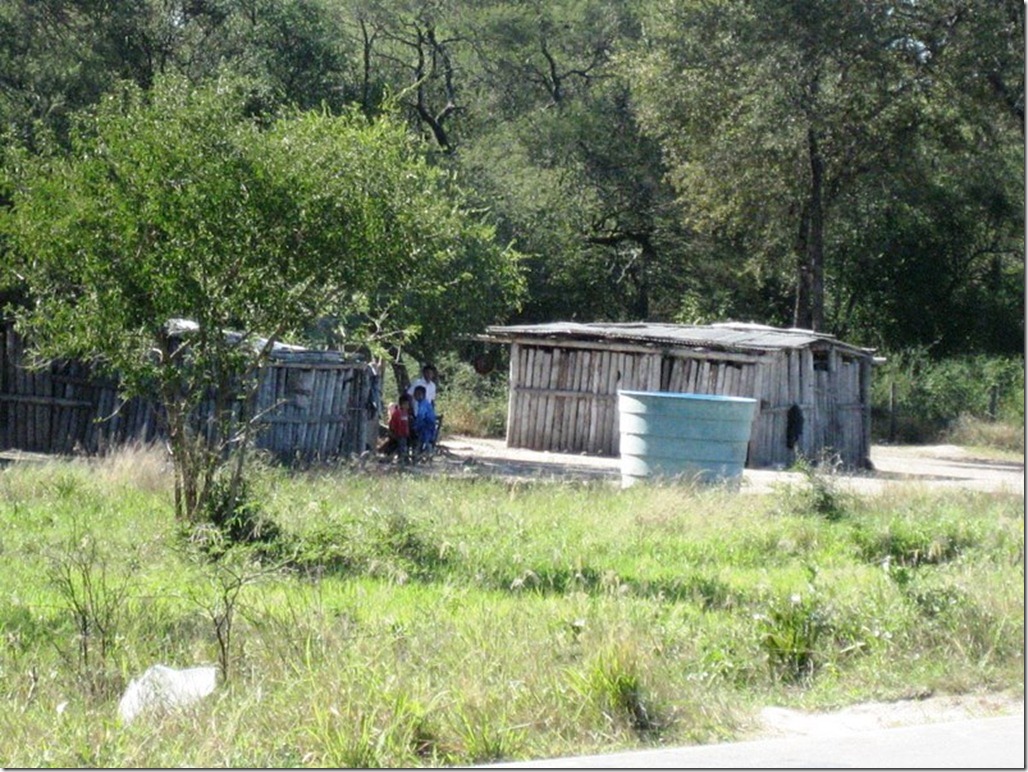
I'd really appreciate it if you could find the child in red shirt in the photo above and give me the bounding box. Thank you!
[387,393,412,459]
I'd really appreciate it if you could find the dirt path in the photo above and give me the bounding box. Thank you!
[432,436,1024,496]
[748,691,1024,740]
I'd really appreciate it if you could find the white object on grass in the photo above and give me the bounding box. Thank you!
[118,664,217,724]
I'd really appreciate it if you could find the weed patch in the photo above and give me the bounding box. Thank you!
[854,518,981,567]
[582,643,668,737]
[0,454,1021,767]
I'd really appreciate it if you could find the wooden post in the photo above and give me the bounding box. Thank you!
[889,380,897,443]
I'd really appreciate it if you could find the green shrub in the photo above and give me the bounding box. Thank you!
[781,457,850,522]
[433,351,509,438]
[872,350,1024,444]
[854,516,981,568]
[944,414,1025,454]
[756,590,832,683]
[583,642,669,736]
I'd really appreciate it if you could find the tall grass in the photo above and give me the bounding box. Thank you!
[0,456,1022,766]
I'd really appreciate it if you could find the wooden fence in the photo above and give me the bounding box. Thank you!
[0,322,372,461]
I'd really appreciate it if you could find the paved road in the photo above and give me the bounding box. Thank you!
[478,714,1025,769]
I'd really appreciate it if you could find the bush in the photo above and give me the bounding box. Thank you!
[872,350,1024,444]
[433,351,509,438]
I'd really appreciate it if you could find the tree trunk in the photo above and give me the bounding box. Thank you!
[794,126,826,331]
[386,343,411,399]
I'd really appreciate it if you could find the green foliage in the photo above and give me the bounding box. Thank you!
[432,350,510,437]
[854,515,982,568]
[757,590,832,683]
[189,469,282,559]
[2,73,522,523]
[0,457,1022,765]
[627,0,1023,340]
[781,458,851,522]
[872,351,1025,443]
[0,0,1022,356]
[584,642,668,736]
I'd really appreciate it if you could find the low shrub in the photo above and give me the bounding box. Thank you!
[872,350,1024,445]
[944,414,1025,454]
[433,351,509,438]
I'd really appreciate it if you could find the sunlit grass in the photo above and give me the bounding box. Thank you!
[0,452,1022,766]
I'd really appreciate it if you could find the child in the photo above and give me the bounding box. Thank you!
[386,393,412,459]
[411,384,437,453]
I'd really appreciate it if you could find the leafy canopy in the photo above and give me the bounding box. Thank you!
[1,74,523,520]
[3,74,521,381]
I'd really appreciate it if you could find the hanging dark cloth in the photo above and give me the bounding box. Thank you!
[786,403,804,450]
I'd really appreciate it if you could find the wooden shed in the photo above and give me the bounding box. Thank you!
[483,321,876,469]
[0,319,374,461]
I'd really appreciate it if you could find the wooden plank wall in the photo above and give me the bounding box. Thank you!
[661,351,767,465]
[254,360,370,461]
[504,338,873,468]
[830,353,869,466]
[659,354,757,397]
[1,322,162,453]
[0,322,369,460]
[754,346,869,469]
[506,342,661,455]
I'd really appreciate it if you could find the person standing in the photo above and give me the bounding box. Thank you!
[406,364,438,406]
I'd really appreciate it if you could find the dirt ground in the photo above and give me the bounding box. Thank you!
[429,435,1025,497]
[746,690,1024,740]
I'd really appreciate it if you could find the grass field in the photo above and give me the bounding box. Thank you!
[0,445,1022,767]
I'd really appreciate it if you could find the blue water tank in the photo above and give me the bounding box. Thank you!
[618,390,758,488]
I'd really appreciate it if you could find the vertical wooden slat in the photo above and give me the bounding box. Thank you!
[340,368,356,457]
[541,348,558,451]
[504,344,518,447]
[572,349,589,453]
[520,346,534,448]
[515,344,528,448]
[860,357,872,466]
[327,368,344,457]
[553,348,570,451]
[752,359,768,467]
[528,347,543,450]
[599,351,614,454]
[606,350,621,454]
[519,346,533,449]
[14,332,26,449]
[585,349,601,453]
[607,351,624,454]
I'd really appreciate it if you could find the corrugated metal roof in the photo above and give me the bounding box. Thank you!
[165,318,354,363]
[483,321,874,356]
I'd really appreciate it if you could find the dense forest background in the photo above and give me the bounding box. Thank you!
[0,0,1023,364]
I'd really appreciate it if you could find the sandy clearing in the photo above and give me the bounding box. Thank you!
[432,435,1024,496]
[748,690,1024,740]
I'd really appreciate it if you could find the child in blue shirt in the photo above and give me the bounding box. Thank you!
[411,384,437,453]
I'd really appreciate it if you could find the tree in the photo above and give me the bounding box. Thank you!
[2,75,521,522]
[630,0,939,331]
[456,0,696,324]
[628,0,1023,346]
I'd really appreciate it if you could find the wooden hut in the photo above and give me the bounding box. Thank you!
[0,319,374,461]
[482,322,876,469]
